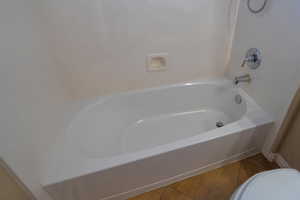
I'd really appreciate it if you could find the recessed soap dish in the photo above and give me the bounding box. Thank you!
[146,53,168,72]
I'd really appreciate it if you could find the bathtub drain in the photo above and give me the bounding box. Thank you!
[216,121,224,128]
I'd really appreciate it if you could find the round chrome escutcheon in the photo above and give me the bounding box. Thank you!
[245,48,262,70]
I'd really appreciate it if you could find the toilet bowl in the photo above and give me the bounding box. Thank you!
[231,169,300,200]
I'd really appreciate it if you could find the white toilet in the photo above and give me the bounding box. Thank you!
[231,169,300,200]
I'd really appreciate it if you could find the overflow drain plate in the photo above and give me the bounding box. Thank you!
[235,94,242,104]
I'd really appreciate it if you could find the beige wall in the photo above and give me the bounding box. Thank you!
[279,110,300,170]
[227,0,300,158]
[39,0,238,99]
[275,88,300,170]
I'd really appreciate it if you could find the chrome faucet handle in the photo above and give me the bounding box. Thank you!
[241,57,254,67]
[241,48,262,69]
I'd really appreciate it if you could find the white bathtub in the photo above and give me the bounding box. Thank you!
[44,79,273,200]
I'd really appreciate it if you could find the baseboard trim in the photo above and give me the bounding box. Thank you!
[101,149,259,200]
[0,158,36,200]
[274,154,290,168]
[261,149,276,162]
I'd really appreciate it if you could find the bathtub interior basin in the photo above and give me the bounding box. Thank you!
[70,81,246,159]
[43,79,273,200]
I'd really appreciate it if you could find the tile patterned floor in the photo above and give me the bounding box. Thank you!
[128,154,279,200]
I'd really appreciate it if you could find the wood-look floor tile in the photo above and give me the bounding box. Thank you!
[128,187,166,200]
[238,154,279,185]
[161,188,192,200]
[171,162,240,200]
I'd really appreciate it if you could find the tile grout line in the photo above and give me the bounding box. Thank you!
[236,161,242,187]
[159,188,165,200]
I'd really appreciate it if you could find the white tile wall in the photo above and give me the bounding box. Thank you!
[40,0,235,99]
